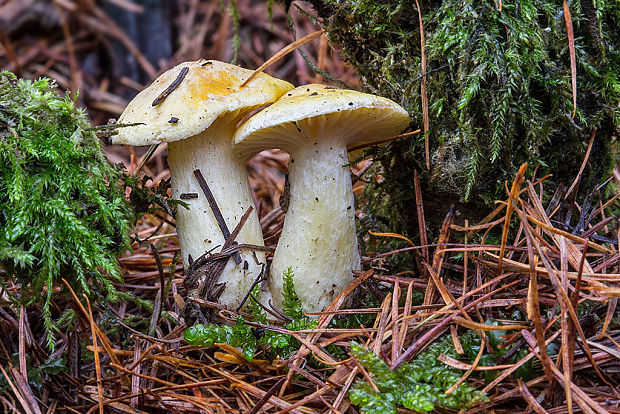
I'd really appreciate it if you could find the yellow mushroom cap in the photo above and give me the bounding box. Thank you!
[233,84,411,161]
[112,60,293,146]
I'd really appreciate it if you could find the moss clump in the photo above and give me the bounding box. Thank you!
[0,72,134,348]
[349,333,487,413]
[184,267,318,361]
[305,0,619,232]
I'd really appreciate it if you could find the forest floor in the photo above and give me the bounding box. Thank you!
[1,0,619,412]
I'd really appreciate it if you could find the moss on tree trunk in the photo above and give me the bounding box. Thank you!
[303,0,619,236]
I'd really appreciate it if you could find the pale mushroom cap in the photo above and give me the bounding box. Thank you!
[233,84,411,160]
[112,60,293,146]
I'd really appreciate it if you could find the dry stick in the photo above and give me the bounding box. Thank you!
[18,307,26,383]
[247,377,288,414]
[60,279,123,368]
[193,169,241,265]
[347,129,421,153]
[14,367,44,414]
[202,365,302,414]
[333,366,359,411]
[398,281,415,351]
[570,239,588,311]
[589,189,620,223]
[451,316,529,331]
[523,216,613,388]
[391,280,400,361]
[285,361,326,387]
[445,333,485,395]
[196,207,255,301]
[450,325,464,354]
[422,206,454,307]
[0,26,21,75]
[149,243,166,336]
[236,264,266,312]
[414,0,430,169]
[240,29,325,88]
[563,0,577,119]
[438,354,514,371]
[519,205,558,384]
[559,237,574,414]
[463,175,552,240]
[152,66,189,106]
[521,331,607,414]
[58,14,79,95]
[476,253,616,286]
[414,170,429,263]
[131,143,160,175]
[421,262,496,392]
[581,216,614,239]
[0,364,36,414]
[473,378,549,414]
[520,212,611,254]
[601,298,618,336]
[498,163,528,276]
[92,347,202,369]
[565,128,597,200]
[373,293,392,356]
[279,270,375,396]
[83,295,104,414]
[391,278,521,369]
[130,338,141,409]
[518,379,550,414]
[482,330,561,394]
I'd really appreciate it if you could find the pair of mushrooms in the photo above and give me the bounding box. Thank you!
[113,60,409,314]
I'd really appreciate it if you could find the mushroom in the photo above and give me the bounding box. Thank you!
[112,60,293,308]
[233,84,410,313]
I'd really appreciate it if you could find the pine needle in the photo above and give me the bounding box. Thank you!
[563,0,577,119]
[241,29,325,88]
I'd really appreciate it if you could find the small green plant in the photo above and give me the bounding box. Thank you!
[465,318,540,382]
[184,267,318,361]
[349,333,487,414]
[0,72,134,349]
[0,354,66,392]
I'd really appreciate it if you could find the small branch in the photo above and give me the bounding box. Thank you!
[152,66,189,106]
[193,169,241,265]
[236,263,266,312]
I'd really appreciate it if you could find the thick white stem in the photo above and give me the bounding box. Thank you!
[168,119,267,308]
[269,140,360,313]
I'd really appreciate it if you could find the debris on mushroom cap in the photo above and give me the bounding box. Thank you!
[233,84,411,161]
[112,60,293,146]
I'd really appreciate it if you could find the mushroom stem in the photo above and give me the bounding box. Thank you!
[167,118,266,308]
[269,139,360,313]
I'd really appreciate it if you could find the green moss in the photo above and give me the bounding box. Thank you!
[304,0,619,235]
[184,267,319,361]
[0,72,134,349]
[349,333,487,413]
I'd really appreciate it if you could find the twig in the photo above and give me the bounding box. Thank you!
[241,29,325,88]
[247,376,287,414]
[236,263,266,312]
[83,295,104,414]
[148,243,166,336]
[193,169,242,265]
[347,129,421,153]
[152,66,189,106]
[565,128,596,200]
